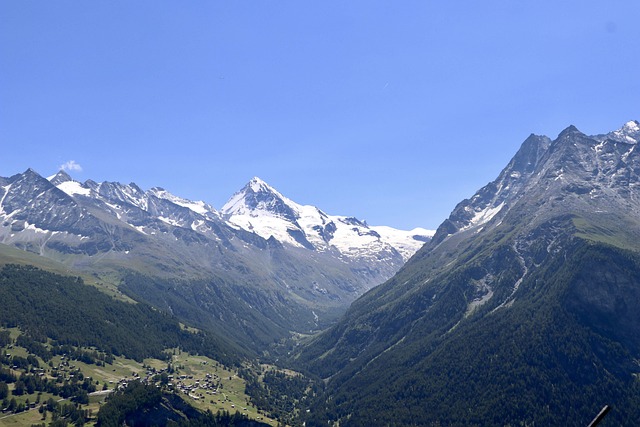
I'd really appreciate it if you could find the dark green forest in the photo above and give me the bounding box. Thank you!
[0,264,240,366]
[243,368,321,426]
[298,242,640,426]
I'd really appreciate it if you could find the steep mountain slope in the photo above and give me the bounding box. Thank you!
[0,170,430,352]
[296,121,640,426]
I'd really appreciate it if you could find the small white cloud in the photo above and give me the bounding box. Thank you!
[60,160,83,172]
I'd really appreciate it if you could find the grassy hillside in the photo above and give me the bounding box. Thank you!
[0,244,129,302]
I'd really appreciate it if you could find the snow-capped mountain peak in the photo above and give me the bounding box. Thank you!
[221,177,298,221]
[48,170,73,185]
[613,120,640,144]
[222,177,433,264]
[597,119,640,144]
[431,119,640,246]
[48,171,93,197]
[623,120,639,132]
[247,176,276,194]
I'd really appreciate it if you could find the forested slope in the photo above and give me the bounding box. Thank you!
[0,264,241,365]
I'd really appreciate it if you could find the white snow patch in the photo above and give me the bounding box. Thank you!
[0,184,11,214]
[610,120,640,144]
[131,225,148,235]
[191,220,207,231]
[625,120,640,132]
[57,181,92,197]
[461,202,505,231]
[159,216,182,227]
[104,203,123,219]
[228,214,304,247]
[150,188,216,216]
[622,145,636,162]
[25,222,50,234]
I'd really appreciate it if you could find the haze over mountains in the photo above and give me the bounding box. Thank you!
[0,170,431,351]
[295,120,640,426]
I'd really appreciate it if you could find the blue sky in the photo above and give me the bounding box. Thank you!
[1,2,639,230]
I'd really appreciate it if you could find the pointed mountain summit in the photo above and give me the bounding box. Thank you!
[599,119,640,144]
[222,177,299,223]
[297,121,640,426]
[48,170,73,185]
[49,172,94,198]
[222,177,433,264]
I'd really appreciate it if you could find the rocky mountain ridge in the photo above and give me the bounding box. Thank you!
[295,120,640,426]
[432,120,640,245]
[0,169,431,351]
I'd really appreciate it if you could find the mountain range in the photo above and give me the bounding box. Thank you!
[0,170,431,352]
[295,120,640,426]
[3,120,640,425]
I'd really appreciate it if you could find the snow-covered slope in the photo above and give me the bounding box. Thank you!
[147,187,220,220]
[370,225,434,261]
[222,177,433,263]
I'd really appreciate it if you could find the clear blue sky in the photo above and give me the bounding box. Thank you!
[2,2,639,230]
